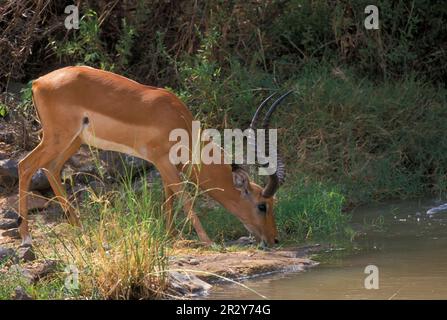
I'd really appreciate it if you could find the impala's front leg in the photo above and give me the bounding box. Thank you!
[18,170,33,246]
[179,193,212,245]
[158,158,212,245]
[162,183,176,236]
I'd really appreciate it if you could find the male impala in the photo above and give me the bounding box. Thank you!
[18,66,290,247]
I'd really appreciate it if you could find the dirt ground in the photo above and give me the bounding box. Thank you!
[170,247,318,283]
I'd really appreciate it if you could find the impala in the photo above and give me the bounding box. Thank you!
[18,66,291,247]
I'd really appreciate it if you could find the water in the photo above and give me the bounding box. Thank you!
[207,199,447,299]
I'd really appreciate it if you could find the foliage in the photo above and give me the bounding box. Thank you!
[2,1,446,86]
[200,177,353,243]
[0,264,69,300]
[18,81,34,116]
[40,174,171,299]
[279,64,447,203]
[268,0,447,82]
[275,178,353,241]
[0,103,7,117]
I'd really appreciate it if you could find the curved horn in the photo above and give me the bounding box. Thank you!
[261,156,285,198]
[246,92,277,167]
[250,92,277,129]
[261,90,293,198]
[262,90,294,128]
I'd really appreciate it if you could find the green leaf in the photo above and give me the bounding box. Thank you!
[0,104,7,117]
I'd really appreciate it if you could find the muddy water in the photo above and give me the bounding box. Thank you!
[207,199,447,299]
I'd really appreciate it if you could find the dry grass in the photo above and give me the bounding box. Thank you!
[36,176,173,299]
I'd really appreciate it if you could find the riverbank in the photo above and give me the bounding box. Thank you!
[171,245,318,283]
[0,195,319,299]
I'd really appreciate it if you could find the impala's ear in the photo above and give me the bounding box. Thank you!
[231,164,251,196]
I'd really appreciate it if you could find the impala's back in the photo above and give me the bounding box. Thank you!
[33,66,193,163]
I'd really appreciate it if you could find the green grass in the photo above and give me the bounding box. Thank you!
[0,268,67,300]
[200,177,353,244]
[276,178,353,242]
[160,23,447,205]
[279,64,447,203]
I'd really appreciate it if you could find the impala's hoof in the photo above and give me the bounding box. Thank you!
[203,241,214,247]
[20,235,33,248]
[259,240,272,251]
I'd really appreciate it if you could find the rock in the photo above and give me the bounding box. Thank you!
[131,175,157,192]
[168,271,212,297]
[0,158,18,187]
[0,158,18,178]
[11,286,33,300]
[89,180,106,194]
[0,246,16,261]
[227,236,256,246]
[0,191,47,212]
[188,258,199,265]
[0,132,15,145]
[27,260,59,282]
[174,256,200,266]
[17,246,36,262]
[0,159,50,191]
[124,154,150,173]
[0,218,18,230]
[67,184,90,203]
[9,265,34,283]
[73,164,98,184]
[2,228,20,239]
[30,169,51,191]
[3,210,19,220]
[149,169,161,181]
[293,244,322,257]
[9,260,59,284]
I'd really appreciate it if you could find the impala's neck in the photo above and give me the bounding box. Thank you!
[193,162,246,218]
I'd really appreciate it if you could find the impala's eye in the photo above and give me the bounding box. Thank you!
[257,203,267,213]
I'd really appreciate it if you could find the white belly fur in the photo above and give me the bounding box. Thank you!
[79,129,143,159]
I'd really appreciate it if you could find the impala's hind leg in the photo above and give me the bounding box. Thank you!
[43,137,82,227]
[18,139,70,246]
